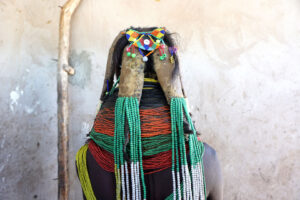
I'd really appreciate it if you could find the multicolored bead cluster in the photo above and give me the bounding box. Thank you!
[124,28,177,62]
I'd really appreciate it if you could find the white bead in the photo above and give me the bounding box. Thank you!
[125,162,130,200]
[121,164,126,200]
[156,39,160,44]
[131,163,136,200]
[177,171,181,200]
[144,39,150,45]
[136,163,141,200]
[142,56,148,62]
[172,171,176,200]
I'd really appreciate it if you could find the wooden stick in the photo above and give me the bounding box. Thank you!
[57,0,82,199]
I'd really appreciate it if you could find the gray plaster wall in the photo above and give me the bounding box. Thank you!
[0,0,300,200]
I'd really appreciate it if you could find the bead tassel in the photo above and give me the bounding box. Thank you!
[114,97,147,200]
[170,97,207,200]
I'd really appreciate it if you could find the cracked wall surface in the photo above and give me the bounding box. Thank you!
[0,0,300,199]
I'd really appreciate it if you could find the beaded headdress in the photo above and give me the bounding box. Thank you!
[124,28,176,62]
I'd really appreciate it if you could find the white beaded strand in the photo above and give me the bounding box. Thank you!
[191,167,196,200]
[185,165,192,200]
[121,164,126,200]
[181,164,187,200]
[136,163,141,200]
[199,163,205,200]
[131,162,136,200]
[172,170,176,200]
[196,164,201,200]
[125,162,130,200]
[134,163,139,200]
[176,171,181,200]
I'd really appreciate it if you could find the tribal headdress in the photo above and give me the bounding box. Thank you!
[76,27,206,200]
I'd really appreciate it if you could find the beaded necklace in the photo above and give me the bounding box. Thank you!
[76,96,207,200]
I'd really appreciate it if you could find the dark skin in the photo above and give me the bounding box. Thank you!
[77,142,223,200]
[203,143,223,200]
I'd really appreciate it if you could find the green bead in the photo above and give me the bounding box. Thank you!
[131,53,136,58]
[127,52,131,57]
[163,53,167,58]
[160,56,164,60]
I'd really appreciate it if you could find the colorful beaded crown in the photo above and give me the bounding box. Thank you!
[124,28,176,62]
[126,28,165,51]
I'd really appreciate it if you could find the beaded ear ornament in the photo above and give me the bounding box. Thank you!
[124,28,177,62]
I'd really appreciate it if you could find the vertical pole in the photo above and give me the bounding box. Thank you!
[57,0,81,199]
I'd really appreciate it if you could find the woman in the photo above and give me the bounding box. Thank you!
[76,27,223,200]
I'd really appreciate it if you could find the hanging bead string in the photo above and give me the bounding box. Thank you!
[126,99,138,200]
[177,99,191,200]
[114,97,123,200]
[131,98,147,200]
[159,44,167,60]
[77,97,207,200]
[170,97,207,200]
[171,98,180,200]
[114,97,146,200]
[127,45,137,58]
[171,98,190,199]
[158,47,162,56]
[76,144,97,200]
[185,99,206,200]
[138,48,148,62]
[182,101,207,200]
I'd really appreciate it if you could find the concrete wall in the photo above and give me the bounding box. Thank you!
[0,0,300,199]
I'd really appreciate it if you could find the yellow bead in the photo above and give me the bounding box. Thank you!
[170,56,175,63]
